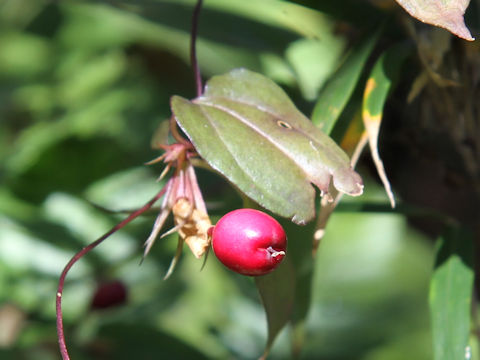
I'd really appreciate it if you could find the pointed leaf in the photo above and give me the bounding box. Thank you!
[201,0,336,39]
[362,44,412,208]
[245,204,316,359]
[395,0,474,41]
[429,226,474,360]
[172,69,363,224]
[279,218,317,358]
[255,257,295,360]
[312,30,380,133]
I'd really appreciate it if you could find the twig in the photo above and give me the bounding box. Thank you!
[190,0,204,97]
[312,132,368,255]
[56,187,167,360]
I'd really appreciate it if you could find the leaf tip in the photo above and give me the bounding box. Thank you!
[332,168,364,196]
[291,214,307,226]
[395,0,475,41]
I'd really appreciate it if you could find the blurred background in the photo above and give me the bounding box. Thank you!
[1,0,478,359]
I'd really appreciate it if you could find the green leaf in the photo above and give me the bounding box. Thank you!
[255,257,295,360]
[172,69,363,224]
[311,30,380,133]
[429,226,474,360]
[362,43,412,208]
[155,0,335,39]
[286,36,346,101]
[245,204,315,358]
[61,2,263,77]
[0,32,52,79]
[98,323,210,359]
[280,218,316,358]
[362,43,411,123]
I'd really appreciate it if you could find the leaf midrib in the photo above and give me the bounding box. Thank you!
[197,98,324,181]
[196,103,304,211]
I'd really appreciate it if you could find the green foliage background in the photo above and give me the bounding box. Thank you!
[0,0,478,359]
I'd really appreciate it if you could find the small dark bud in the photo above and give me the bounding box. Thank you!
[91,280,127,310]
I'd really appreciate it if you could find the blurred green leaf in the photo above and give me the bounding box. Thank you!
[95,0,346,82]
[308,210,433,359]
[172,69,363,224]
[201,0,338,39]
[112,0,334,39]
[291,0,384,28]
[255,258,295,359]
[97,323,210,359]
[107,0,300,51]
[84,167,159,210]
[311,30,380,133]
[0,32,52,79]
[60,2,262,76]
[280,218,316,358]
[0,189,37,220]
[429,226,474,360]
[57,50,126,108]
[286,36,346,101]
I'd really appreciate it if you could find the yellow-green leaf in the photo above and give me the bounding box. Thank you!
[362,44,412,208]
[312,30,380,133]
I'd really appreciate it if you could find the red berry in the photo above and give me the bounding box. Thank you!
[212,209,287,276]
[91,280,127,310]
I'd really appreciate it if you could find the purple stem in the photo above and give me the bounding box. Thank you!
[190,0,203,97]
[56,187,167,360]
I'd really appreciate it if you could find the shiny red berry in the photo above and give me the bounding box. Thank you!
[212,209,287,276]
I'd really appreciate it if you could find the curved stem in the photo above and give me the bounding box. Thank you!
[190,0,204,97]
[56,187,167,360]
[169,116,192,147]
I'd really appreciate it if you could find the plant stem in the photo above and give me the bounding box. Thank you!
[56,187,167,360]
[190,0,203,97]
[169,116,192,146]
[312,132,368,255]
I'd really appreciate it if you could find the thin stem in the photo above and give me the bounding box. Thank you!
[312,132,368,256]
[169,116,192,147]
[56,187,167,360]
[190,0,203,97]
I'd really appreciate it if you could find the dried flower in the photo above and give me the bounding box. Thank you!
[143,142,212,279]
